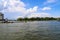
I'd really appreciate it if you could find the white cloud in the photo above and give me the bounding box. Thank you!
[1,0,39,18]
[47,0,56,3]
[0,0,4,10]
[27,6,38,13]
[16,16,24,18]
[27,13,51,18]
[3,0,26,12]
[42,7,51,11]
[4,1,7,7]
[44,0,57,5]
[3,0,25,7]
[0,0,51,19]
[2,0,38,14]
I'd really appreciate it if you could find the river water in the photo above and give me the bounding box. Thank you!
[0,21,60,40]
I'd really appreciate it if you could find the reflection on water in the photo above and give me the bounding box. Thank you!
[0,21,60,40]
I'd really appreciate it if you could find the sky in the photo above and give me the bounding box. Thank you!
[0,0,60,19]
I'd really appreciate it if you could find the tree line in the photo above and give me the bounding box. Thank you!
[17,17,60,21]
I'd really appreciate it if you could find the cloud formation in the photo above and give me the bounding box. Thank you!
[42,7,51,11]
[27,13,51,18]
[0,0,51,19]
[27,6,38,13]
[44,0,57,5]
[2,0,38,14]
[0,0,4,11]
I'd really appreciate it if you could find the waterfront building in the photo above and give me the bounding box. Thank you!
[0,12,4,21]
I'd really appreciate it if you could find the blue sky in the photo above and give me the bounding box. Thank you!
[0,0,60,19]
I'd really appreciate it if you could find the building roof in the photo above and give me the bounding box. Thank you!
[0,12,3,15]
[0,12,4,16]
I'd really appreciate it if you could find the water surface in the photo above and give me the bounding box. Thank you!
[0,21,60,40]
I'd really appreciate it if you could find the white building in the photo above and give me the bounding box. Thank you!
[0,12,4,21]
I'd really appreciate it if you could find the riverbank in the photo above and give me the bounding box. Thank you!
[0,20,60,24]
[17,17,60,21]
